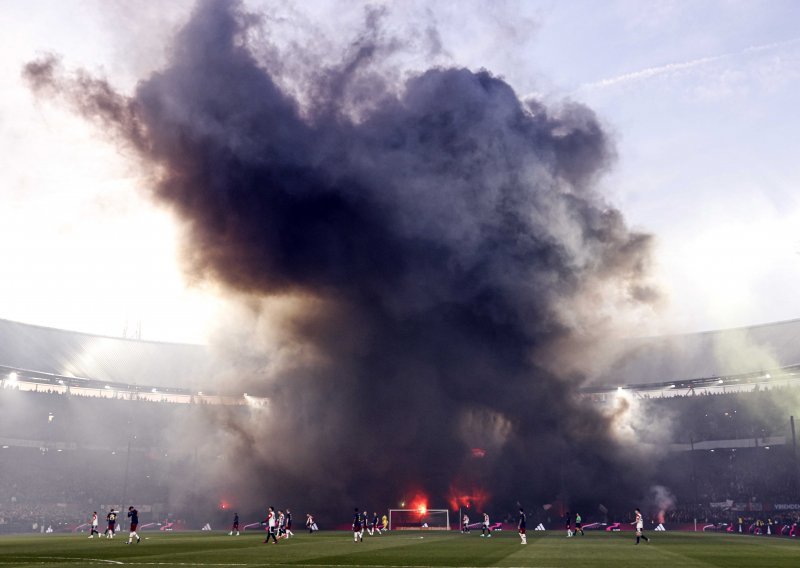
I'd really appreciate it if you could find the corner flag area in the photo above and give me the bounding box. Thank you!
[0,531,798,567]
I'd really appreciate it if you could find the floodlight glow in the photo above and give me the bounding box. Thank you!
[717,379,724,384]
[104,385,112,390]
[8,372,18,384]
[151,388,158,393]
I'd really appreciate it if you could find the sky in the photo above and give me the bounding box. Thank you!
[1,0,799,344]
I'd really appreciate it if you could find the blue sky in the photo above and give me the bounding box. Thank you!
[1,0,799,342]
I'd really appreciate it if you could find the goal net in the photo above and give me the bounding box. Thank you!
[388,509,450,530]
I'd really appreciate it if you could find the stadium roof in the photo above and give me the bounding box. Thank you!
[0,317,216,389]
[3,316,800,391]
[595,317,800,386]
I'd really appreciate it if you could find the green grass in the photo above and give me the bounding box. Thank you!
[0,530,798,567]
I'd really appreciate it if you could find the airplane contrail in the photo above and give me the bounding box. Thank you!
[578,37,800,91]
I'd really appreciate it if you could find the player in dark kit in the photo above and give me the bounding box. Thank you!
[285,509,294,538]
[361,509,369,537]
[565,511,573,537]
[370,512,382,535]
[229,512,239,536]
[352,508,363,542]
[105,509,117,539]
[126,506,140,544]
[518,508,527,544]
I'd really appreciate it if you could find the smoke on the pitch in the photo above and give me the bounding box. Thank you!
[24,0,660,521]
[646,485,676,524]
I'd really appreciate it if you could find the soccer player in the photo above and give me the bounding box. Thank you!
[126,506,141,544]
[353,508,363,542]
[382,513,389,531]
[277,510,286,539]
[565,511,573,537]
[370,512,382,535]
[361,509,369,538]
[462,513,470,533]
[263,507,278,543]
[105,509,117,539]
[481,512,491,537]
[306,513,317,533]
[518,508,527,544]
[88,512,100,538]
[633,508,649,544]
[285,509,294,538]
[229,512,240,536]
[575,512,584,536]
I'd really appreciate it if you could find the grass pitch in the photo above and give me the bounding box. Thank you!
[0,530,798,568]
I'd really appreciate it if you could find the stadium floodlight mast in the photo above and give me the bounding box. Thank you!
[388,508,450,530]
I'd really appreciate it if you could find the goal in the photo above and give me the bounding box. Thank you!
[388,509,450,530]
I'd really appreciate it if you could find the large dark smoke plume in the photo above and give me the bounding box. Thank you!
[25,0,658,520]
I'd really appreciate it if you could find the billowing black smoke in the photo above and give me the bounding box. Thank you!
[24,0,657,520]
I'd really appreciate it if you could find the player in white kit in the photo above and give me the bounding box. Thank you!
[633,508,650,544]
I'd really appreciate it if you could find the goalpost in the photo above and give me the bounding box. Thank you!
[388,509,450,531]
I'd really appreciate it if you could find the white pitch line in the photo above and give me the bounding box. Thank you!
[8,555,558,568]
[5,557,558,568]
[3,558,123,565]
[267,565,559,568]
[3,560,247,567]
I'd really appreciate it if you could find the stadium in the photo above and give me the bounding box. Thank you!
[3,316,800,566]
[2,316,799,535]
[4,1,800,566]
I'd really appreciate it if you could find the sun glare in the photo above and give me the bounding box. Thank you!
[0,104,222,344]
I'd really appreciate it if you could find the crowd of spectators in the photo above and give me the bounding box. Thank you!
[0,445,173,533]
[0,388,233,533]
[646,384,800,442]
